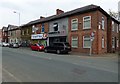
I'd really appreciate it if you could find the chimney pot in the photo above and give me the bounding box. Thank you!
[56,9,64,15]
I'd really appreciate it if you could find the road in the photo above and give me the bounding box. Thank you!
[2,47,118,82]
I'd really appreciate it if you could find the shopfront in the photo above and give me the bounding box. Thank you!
[48,30,67,46]
[31,33,47,46]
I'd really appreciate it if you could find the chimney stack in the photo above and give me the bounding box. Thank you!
[40,16,45,19]
[56,9,64,15]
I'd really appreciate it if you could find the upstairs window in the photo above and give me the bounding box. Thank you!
[27,29,29,35]
[83,16,91,29]
[117,24,119,33]
[53,23,58,31]
[102,17,105,30]
[22,30,24,35]
[71,18,78,31]
[112,21,114,31]
[41,23,45,33]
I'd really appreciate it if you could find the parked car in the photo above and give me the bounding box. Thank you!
[2,42,9,47]
[44,42,71,54]
[9,43,19,48]
[30,43,44,51]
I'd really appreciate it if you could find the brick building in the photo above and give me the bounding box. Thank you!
[20,4,120,54]
[7,25,21,44]
[2,26,8,43]
[20,17,49,47]
[67,5,119,54]
[0,29,2,43]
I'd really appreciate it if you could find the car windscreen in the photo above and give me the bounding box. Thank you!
[37,43,43,46]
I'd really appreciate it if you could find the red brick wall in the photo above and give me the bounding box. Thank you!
[68,10,107,54]
[34,22,49,34]
[107,19,119,53]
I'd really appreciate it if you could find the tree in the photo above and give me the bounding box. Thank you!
[108,9,118,19]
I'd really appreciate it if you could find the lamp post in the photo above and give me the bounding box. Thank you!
[13,11,20,26]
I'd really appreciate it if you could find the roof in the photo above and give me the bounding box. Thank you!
[8,24,19,31]
[21,4,120,27]
[2,26,8,32]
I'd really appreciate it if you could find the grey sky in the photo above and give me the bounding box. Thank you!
[0,0,119,28]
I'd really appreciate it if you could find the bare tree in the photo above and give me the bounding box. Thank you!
[108,9,118,19]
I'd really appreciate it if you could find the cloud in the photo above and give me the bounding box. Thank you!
[0,0,119,28]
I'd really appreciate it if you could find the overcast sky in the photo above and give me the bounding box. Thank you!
[0,0,119,29]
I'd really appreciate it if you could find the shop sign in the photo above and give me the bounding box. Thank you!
[31,34,47,39]
[48,30,66,37]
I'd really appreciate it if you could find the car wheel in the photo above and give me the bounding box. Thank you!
[44,49,48,53]
[57,50,61,54]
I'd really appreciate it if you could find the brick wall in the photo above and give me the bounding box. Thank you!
[68,10,108,54]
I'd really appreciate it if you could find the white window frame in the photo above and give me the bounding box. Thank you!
[117,39,119,48]
[83,36,91,48]
[112,37,115,48]
[102,37,105,48]
[117,24,119,33]
[83,16,91,29]
[71,18,78,31]
[71,36,78,48]
[101,17,105,30]
[112,21,114,32]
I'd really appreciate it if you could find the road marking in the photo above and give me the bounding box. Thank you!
[3,68,22,82]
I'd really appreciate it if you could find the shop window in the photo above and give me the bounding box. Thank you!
[53,23,58,31]
[71,36,78,48]
[83,36,91,48]
[71,18,78,31]
[83,16,91,29]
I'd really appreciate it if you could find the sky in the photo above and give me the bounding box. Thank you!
[0,0,119,29]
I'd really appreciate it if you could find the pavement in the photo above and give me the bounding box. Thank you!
[19,47,119,57]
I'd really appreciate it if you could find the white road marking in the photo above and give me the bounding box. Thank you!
[3,68,22,82]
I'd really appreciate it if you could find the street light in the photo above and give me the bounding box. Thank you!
[13,11,20,26]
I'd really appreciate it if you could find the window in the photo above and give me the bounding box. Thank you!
[53,23,58,31]
[83,36,91,48]
[71,36,78,48]
[102,37,104,48]
[22,30,24,35]
[27,29,29,35]
[71,18,78,31]
[117,24,119,33]
[41,23,44,33]
[117,39,119,48]
[112,37,115,48]
[83,16,91,29]
[112,21,114,31]
[102,17,105,30]
[11,31,13,36]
